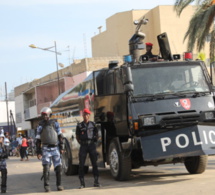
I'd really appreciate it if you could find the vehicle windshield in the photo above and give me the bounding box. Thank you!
[132,64,210,96]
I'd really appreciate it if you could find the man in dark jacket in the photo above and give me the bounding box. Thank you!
[141,42,163,62]
[0,134,7,193]
[76,108,101,189]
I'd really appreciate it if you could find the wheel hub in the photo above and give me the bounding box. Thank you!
[62,151,68,170]
[110,148,119,173]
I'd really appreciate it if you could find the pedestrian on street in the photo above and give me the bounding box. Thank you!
[3,134,10,157]
[28,137,35,156]
[0,134,8,193]
[76,108,101,189]
[16,133,22,146]
[25,139,29,161]
[20,135,28,161]
[0,128,4,136]
[16,133,22,157]
[36,107,64,192]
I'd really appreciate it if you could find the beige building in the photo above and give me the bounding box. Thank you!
[92,5,210,61]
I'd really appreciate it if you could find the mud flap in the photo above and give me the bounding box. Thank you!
[140,125,215,160]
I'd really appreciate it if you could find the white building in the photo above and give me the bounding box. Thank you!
[0,100,16,135]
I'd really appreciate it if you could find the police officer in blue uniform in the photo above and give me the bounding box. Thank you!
[36,107,64,192]
[0,134,7,193]
[76,108,101,189]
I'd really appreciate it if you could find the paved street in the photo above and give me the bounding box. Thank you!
[5,155,215,195]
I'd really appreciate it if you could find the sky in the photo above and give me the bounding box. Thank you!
[0,0,175,98]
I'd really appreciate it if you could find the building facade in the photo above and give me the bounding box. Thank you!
[0,101,16,136]
[92,5,210,61]
[15,57,123,132]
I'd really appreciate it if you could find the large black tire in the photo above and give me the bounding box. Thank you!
[108,139,131,181]
[184,155,208,174]
[62,138,79,176]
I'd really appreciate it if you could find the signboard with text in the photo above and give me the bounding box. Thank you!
[141,125,215,160]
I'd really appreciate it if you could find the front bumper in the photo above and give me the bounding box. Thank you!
[140,125,215,160]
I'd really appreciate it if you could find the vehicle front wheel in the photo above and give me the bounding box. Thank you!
[62,138,78,175]
[108,139,131,181]
[184,155,208,174]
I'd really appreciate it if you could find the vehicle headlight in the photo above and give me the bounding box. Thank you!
[205,111,215,120]
[143,116,156,126]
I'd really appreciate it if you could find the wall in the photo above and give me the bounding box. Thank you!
[15,95,31,130]
[15,56,123,97]
[91,5,210,61]
[0,101,15,126]
[92,10,148,57]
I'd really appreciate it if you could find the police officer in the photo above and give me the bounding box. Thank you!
[144,42,154,59]
[76,108,101,189]
[36,107,64,192]
[141,42,163,62]
[0,134,7,193]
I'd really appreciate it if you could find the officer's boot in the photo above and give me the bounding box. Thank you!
[43,165,51,192]
[55,165,64,191]
[79,177,85,189]
[1,169,7,193]
[94,176,101,187]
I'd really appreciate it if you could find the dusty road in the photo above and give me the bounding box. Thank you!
[5,155,215,195]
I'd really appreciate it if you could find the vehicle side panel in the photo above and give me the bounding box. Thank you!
[94,94,128,136]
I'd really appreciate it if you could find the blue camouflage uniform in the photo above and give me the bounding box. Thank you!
[0,148,7,170]
[36,120,62,167]
[36,119,64,192]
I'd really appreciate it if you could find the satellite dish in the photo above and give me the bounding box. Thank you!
[58,63,64,68]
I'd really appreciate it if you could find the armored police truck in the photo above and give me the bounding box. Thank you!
[51,17,215,181]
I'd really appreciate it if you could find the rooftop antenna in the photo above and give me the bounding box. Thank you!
[98,26,102,34]
[66,45,71,65]
[72,46,76,62]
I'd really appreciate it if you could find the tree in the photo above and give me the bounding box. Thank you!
[174,0,215,61]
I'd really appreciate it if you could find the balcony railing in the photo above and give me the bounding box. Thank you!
[29,99,36,107]
[24,105,37,121]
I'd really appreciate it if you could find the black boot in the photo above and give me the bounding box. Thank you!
[55,165,64,191]
[79,178,85,189]
[43,165,51,192]
[1,169,7,193]
[94,176,101,187]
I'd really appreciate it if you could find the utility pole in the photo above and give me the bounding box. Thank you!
[10,110,17,136]
[5,82,9,134]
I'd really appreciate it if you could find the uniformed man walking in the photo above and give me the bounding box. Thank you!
[36,107,64,192]
[76,108,101,189]
[0,134,8,193]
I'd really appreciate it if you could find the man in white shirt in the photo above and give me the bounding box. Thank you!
[0,128,4,136]
[16,134,22,146]
[3,134,10,157]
